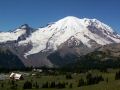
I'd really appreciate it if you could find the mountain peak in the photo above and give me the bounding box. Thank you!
[59,16,113,32]
[58,16,81,23]
[62,16,79,20]
[56,16,103,29]
[19,24,31,29]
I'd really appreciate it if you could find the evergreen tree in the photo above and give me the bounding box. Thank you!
[35,82,39,89]
[78,78,85,87]
[66,74,72,79]
[50,81,55,88]
[56,82,65,89]
[69,83,73,88]
[86,74,104,85]
[1,83,4,88]
[42,82,49,88]
[115,71,120,80]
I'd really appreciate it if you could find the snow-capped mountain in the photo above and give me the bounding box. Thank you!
[18,16,120,57]
[0,16,120,67]
[0,24,33,43]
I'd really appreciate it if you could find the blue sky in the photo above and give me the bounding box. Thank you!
[0,0,120,33]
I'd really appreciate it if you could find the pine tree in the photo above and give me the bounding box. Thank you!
[78,78,85,87]
[115,71,120,80]
[42,82,49,88]
[35,82,39,89]
[66,74,72,79]
[1,83,4,88]
[50,81,55,88]
[69,83,73,88]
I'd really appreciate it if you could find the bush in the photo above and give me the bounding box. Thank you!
[66,74,72,79]
[10,84,18,90]
[23,81,32,89]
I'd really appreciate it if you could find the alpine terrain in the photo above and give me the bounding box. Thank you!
[0,16,120,68]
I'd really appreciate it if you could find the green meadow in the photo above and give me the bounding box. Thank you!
[0,69,120,90]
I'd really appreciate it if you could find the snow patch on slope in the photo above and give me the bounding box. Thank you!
[0,29,26,42]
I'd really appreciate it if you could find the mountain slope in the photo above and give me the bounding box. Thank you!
[68,43,120,70]
[0,16,120,67]
[18,16,120,57]
[0,47,25,69]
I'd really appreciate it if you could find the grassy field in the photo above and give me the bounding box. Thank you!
[0,69,120,90]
